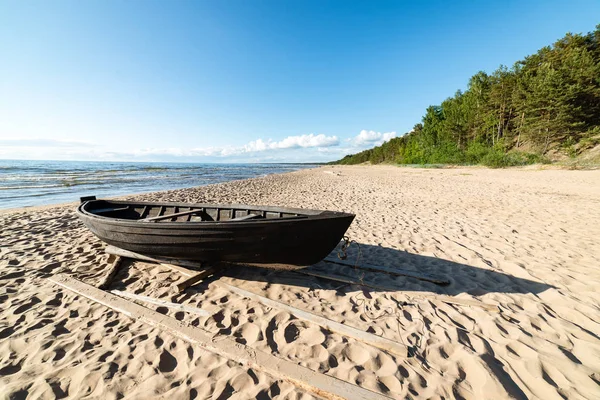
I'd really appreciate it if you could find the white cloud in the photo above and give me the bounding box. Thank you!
[153,133,340,158]
[130,147,221,157]
[240,134,339,154]
[355,130,381,144]
[276,133,339,149]
[353,130,398,147]
[0,133,341,161]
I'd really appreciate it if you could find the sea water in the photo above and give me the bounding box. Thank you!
[0,160,315,210]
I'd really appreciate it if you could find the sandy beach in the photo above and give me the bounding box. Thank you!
[1,165,599,399]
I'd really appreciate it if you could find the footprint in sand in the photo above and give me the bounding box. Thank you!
[342,343,370,364]
[234,322,261,345]
[158,350,177,373]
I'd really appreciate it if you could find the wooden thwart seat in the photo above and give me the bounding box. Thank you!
[94,207,130,214]
[228,213,262,222]
[143,209,210,222]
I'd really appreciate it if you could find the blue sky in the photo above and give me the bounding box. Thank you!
[1,1,598,163]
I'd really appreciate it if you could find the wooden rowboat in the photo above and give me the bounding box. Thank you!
[77,197,355,269]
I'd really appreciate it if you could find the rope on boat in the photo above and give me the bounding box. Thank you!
[336,235,364,284]
[337,236,351,260]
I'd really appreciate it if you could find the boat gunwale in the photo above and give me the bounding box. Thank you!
[77,199,355,228]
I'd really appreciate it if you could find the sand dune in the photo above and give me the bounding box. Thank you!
[1,165,599,399]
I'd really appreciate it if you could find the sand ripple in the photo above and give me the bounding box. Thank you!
[1,166,600,399]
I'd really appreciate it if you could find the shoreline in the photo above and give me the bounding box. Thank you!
[2,162,594,216]
[0,161,318,214]
[0,166,320,215]
[1,165,599,399]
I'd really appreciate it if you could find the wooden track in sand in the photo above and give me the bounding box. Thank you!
[83,245,494,397]
[321,256,450,285]
[49,274,392,400]
[215,281,408,358]
[295,268,499,312]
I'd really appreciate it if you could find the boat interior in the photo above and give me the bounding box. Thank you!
[84,200,308,222]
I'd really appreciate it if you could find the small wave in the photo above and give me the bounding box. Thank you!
[0,184,64,190]
[0,162,313,209]
[0,191,67,200]
[140,167,169,171]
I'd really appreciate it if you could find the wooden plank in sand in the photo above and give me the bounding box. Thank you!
[216,281,408,358]
[296,269,499,312]
[98,256,123,289]
[322,256,450,286]
[48,274,392,400]
[110,290,210,317]
[105,246,216,293]
[105,245,205,271]
[105,245,206,271]
[173,267,218,292]
[161,263,199,278]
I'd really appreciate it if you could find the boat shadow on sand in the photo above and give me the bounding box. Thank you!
[215,242,554,297]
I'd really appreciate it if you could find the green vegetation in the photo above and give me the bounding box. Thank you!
[333,26,600,168]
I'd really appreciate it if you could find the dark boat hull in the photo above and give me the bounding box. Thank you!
[77,199,355,268]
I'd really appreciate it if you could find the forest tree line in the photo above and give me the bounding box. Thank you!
[334,26,600,167]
